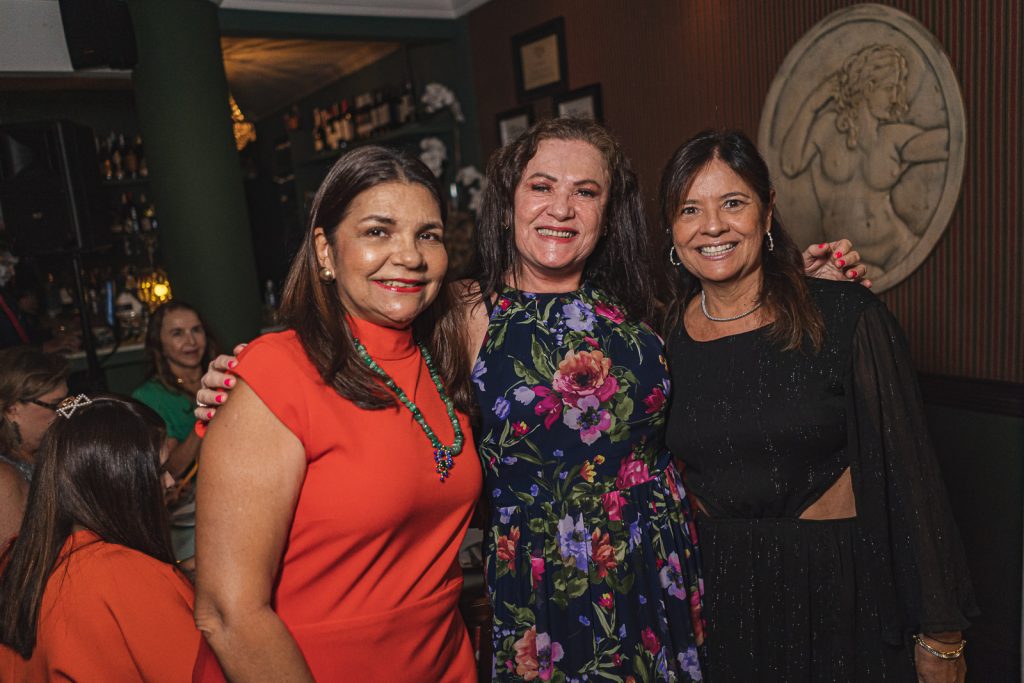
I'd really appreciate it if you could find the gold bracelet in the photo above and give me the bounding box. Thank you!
[913,633,966,660]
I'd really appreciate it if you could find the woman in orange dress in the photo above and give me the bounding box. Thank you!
[0,395,199,682]
[192,146,481,681]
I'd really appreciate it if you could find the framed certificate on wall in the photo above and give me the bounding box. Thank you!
[512,18,568,100]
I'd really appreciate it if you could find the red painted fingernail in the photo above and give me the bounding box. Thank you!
[834,251,842,258]
[206,411,214,419]
[224,378,234,387]
[228,360,237,369]
[837,259,845,267]
[215,394,224,404]
[847,270,856,278]
[818,243,826,248]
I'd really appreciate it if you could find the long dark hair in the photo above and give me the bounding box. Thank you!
[143,301,219,396]
[0,396,173,658]
[659,130,824,351]
[278,145,474,414]
[0,348,69,455]
[472,117,655,323]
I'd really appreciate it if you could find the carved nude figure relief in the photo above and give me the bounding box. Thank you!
[760,5,965,291]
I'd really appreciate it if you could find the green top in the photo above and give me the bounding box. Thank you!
[132,377,194,443]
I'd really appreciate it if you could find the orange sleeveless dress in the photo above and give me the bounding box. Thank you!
[0,530,198,682]
[193,318,481,682]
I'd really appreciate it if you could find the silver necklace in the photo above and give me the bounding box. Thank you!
[700,290,762,322]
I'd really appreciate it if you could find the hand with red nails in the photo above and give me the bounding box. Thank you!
[801,239,872,288]
[194,342,248,422]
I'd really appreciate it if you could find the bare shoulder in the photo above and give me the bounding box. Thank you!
[0,462,28,499]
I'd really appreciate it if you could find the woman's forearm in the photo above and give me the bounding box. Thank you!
[196,602,314,682]
[166,430,202,480]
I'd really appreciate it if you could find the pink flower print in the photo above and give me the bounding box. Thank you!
[531,555,545,589]
[562,395,612,445]
[594,301,625,323]
[641,627,661,655]
[615,453,653,489]
[551,349,618,407]
[642,385,666,414]
[498,297,512,311]
[601,491,626,521]
[598,592,614,610]
[591,529,618,579]
[532,386,563,429]
[535,631,564,680]
[584,336,599,348]
[512,420,529,437]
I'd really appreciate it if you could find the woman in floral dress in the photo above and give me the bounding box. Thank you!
[459,118,859,682]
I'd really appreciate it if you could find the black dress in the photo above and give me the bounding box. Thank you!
[665,279,978,682]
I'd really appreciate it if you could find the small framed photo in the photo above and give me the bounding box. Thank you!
[553,83,603,122]
[496,105,534,147]
[511,18,568,100]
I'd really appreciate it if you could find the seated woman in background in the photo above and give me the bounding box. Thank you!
[0,347,69,544]
[0,395,198,682]
[661,130,976,682]
[133,301,218,567]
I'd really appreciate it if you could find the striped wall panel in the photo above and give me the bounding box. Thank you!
[469,0,1023,383]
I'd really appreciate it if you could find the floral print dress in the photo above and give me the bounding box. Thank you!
[474,284,704,683]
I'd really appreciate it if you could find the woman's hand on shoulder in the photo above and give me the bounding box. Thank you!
[802,239,872,288]
[194,343,247,422]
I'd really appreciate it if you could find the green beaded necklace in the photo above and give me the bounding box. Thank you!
[352,337,464,482]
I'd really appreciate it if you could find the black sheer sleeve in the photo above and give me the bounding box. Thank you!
[847,301,979,640]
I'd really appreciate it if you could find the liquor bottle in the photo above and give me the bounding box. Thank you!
[110,133,124,181]
[375,90,392,133]
[355,93,373,139]
[123,135,138,179]
[124,192,141,233]
[134,134,148,178]
[339,99,355,142]
[398,81,416,126]
[139,194,158,232]
[312,108,325,153]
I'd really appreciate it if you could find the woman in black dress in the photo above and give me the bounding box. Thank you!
[661,130,976,682]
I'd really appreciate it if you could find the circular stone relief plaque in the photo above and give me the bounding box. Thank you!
[758,4,965,292]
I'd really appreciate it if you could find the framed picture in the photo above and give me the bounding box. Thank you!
[496,105,534,147]
[511,18,568,100]
[553,83,603,122]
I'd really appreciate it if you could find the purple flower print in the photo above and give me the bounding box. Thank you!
[513,386,536,404]
[556,514,590,572]
[562,395,612,445]
[562,299,596,332]
[493,396,511,419]
[659,551,688,600]
[472,358,487,391]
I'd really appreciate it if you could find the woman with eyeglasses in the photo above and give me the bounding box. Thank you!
[0,347,69,544]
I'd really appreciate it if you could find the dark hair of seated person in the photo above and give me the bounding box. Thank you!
[278,144,475,415]
[0,396,174,658]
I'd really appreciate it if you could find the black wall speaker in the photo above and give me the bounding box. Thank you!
[0,121,107,256]
[58,0,138,70]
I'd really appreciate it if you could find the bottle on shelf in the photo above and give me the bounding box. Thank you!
[134,133,148,178]
[339,99,355,142]
[354,93,374,139]
[398,81,417,126]
[312,108,325,153]
[110,133,124,181]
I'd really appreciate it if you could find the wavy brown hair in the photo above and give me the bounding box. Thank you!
[278,145,474,414]
[0,396,173,658]
[143,301,219,396]
[0,348,69,455]
[660,130,824,351]
[471,117,655,323]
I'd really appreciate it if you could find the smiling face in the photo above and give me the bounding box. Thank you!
[511,139,610,292]
[160,308,207,374]
[671,157,770,288]
[316,181,447,329]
